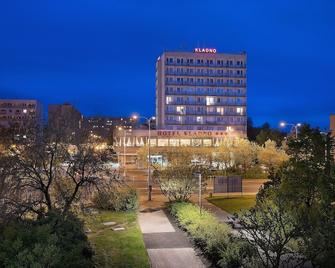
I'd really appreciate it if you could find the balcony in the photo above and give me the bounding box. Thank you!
[165,81,246,87]
[165,71,246,78]
[165,62,247,69]
[165,90,246,97]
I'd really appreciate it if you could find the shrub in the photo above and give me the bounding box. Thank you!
[0,211,94,268]
[93,187,138,211]
[168,202,258,267]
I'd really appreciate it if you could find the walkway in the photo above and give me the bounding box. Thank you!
[138,209,207,268]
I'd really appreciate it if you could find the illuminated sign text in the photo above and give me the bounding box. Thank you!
[194,48,217,53]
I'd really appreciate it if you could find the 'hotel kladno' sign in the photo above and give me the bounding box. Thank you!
[194,48,217,53]
[157,130,227,137]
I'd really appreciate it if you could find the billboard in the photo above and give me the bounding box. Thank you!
[213,176,242,193]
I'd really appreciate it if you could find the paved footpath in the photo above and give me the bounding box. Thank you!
[138,209,207,268]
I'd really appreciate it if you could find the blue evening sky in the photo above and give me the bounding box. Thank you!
[0,0,334,129]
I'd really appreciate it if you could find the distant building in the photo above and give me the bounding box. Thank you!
[83,116,134,141]
[330,115,335,137]
[48,103,83,135]
[0,99,42,129]
[156,48,247,136]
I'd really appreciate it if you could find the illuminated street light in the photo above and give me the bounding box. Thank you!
[132,114,155,201]
[280,121,301,139]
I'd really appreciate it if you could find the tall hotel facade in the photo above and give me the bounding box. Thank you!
[114,48,247,150]
[156,49,247,135]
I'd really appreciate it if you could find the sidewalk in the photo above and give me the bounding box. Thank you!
[138,209,207,268]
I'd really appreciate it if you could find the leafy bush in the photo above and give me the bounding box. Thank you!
[168,202,258,267]
[93,187,138,211]
[0,211,93,268]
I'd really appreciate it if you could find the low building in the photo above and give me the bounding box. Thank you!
[113,128,239,148]
[0,99,42,129]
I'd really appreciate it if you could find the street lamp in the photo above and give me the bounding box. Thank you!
[132,114,156,201]
[118,126,132,178]
[280,121,301,139]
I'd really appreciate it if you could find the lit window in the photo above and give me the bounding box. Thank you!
[23,109,27,114]
[196,116,203,123]
[166,96,172,104]
[217,107,224,115]
[176,106,185,114]
[206,96,214,105]
[236,107,243,114]
[227,126,233,132]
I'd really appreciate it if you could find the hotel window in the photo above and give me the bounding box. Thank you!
[206,96,215,105]
[166,96,172,104]
[207,107,215,113]
[196,116,203,123]
[176,106,185,114]
[236,107,243,114]
[217,107,224,115]
[177,58,180,64]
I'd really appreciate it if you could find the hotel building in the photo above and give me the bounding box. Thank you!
[114,48,247,151]
[156,49,247,134]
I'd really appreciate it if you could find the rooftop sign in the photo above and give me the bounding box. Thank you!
[194,48,217,53]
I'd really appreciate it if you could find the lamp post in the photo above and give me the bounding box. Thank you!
[132,114,156,201]
[280,122,301,139]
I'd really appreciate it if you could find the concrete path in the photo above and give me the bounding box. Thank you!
[138,209,207,268]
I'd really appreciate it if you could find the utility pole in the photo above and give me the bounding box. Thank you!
[198,173,202,215]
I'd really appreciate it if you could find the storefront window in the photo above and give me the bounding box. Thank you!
[180,139,191,146]
[191,139,202,146]
[158,139,169,147]
[169,139,179,146]
[203,139,212,147]
[149,138,157,146]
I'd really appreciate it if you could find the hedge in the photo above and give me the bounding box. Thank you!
[167,202,259,268]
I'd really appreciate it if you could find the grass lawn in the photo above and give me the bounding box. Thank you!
[82,211,149,268]
[207,195,256,214]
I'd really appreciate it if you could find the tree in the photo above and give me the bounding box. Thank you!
[277,125,335,267]
[254,125,335,267]
[256,123,285,146]
[1,125,114,219]
[153,163,210,202]
[258,140,288,173]
[214,137,235,174]
[232,138,258,175]
[239,194,300,268]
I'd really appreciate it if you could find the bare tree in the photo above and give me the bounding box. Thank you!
[1,125,114,219]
